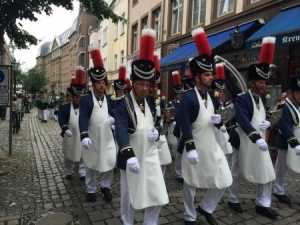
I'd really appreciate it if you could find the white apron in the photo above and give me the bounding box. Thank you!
[237,90,275,184]
[167,122,178,145]
[126,92,169,209]
[157,135,172,165]
[286,98,300,173]
[62,103,82,162]
[214,128,232,154]
[82,93,116,172]
[182,87,232,189]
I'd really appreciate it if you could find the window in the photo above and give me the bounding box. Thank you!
[103,27,107,45]
[114,54,118,70]
[217,0,234,17]
[79,37,86,47]
[132,24,138,52]
[192,0,205,27]
[103,57,107,68]
[121,12,125,33]
[120,50,124,64]
[171,0,182,35]
[79,53,85,67]
[142,16,148,30]
[115,23,118,39]
[133,0,138,5]
[153,8,161,41]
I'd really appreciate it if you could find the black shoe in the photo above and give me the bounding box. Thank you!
[184,221,197,225]
[255,205,279,219]
[65,175,72,180]
[45,120,47,123]
[177,177,184,183]
[101,187,112,202]
[197,206,218,225]
[79,176,85,181]
[87,193,97,202]
[228,201,243,213]
[274,193,291,205]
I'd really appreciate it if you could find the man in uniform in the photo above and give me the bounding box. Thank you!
[180,27,232,225]
[227,37,279,219]
[273,75,300,205]
[79,46,116,203]
[58,68,86,180]
[49,93,58,121]
[113,64,127,99]
[115,28,169,225]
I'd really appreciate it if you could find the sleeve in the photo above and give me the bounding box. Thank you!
[179,92,196,151]
[277,105,300,148]
[115,98,136,162]
[58,104,69,137]
[235,95,262,143]
[79,96,93,140]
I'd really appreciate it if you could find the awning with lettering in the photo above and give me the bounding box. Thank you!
[160,21,258,72]
[246,4,300,51]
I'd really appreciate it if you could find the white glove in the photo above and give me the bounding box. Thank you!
[127,157,140,174]
[82,138,92,150]
[187,149,199,165]
[159,119,164,127]
[172,121,176,126]
[256,138,268,151]
[65,129,72,137]
[259,120,271,132]
[111,125,115,130]
[219,125,227,133]
[109,116,115,126]
[211,114,221,124]
[295,145,300,156]
[148,128,159,142]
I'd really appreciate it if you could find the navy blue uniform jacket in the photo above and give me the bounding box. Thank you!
[58,102,71,137]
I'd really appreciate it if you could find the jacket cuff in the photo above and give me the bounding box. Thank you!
[287,137,300,148]
[120,145,135,161]
[61,125,69,135]
[154,126,161,141]
[248,131,262,143]
[185,140,196,151]
[80,132,89,141]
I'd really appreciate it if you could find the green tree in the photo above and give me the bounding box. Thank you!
[22,67,49,94]
[0,0,125,49]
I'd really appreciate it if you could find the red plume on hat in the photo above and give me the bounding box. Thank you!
[118,64,126,81]
[126,78,131,90]
[139,29,156,61]
[153,52,160,72]
[88,45,104,67]
[260,37,276,64]
[192,27,212,56]
[215,63,225,80]
[75,66,85,85]
[188,58,193,78]
[70,76,76,87]
[172,71,181,86]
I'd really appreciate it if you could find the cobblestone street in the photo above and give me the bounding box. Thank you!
[1,109,300,224]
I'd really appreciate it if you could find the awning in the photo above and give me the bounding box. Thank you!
[160,21,257,72]
[246,4,300,51]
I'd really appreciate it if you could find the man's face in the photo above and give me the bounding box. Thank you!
[116,90,126,97]
[133,80,151,99]
[196,72,213,88]
[252,80,266,94]
[72,95,81,105]
[67,95,72,102]
[93,80,107,96]
[174,93,181,100]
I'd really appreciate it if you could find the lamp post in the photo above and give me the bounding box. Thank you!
[230,24,245,69]
[12,58,17,94]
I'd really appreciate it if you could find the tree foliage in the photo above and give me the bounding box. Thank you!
[22,67,49,94]
[0,0,125,49]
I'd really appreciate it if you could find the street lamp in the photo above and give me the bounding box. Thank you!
[230,24,245,68]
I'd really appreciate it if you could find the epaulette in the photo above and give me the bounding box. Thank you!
[237,92,246,96]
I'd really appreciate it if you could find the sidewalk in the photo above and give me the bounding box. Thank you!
[1,109,300,224]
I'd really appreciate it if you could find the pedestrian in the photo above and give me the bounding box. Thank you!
[79,46,116,203]
[273,75,300,206]
[227,37,279,219]
[58,67,86,181]
[113,64,127,99]
[179,27,232,225]
[49,93,58,121]
[115,28,169,225]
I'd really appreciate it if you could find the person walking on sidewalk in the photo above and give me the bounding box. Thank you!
[58,68,86,181]
[227,37,279,219]
[79,46,116,203]
[179,27,232,225]
[273,75,300,206]
[115,29,169,225]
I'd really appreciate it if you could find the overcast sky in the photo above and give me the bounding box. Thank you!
[12,1,80,71]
